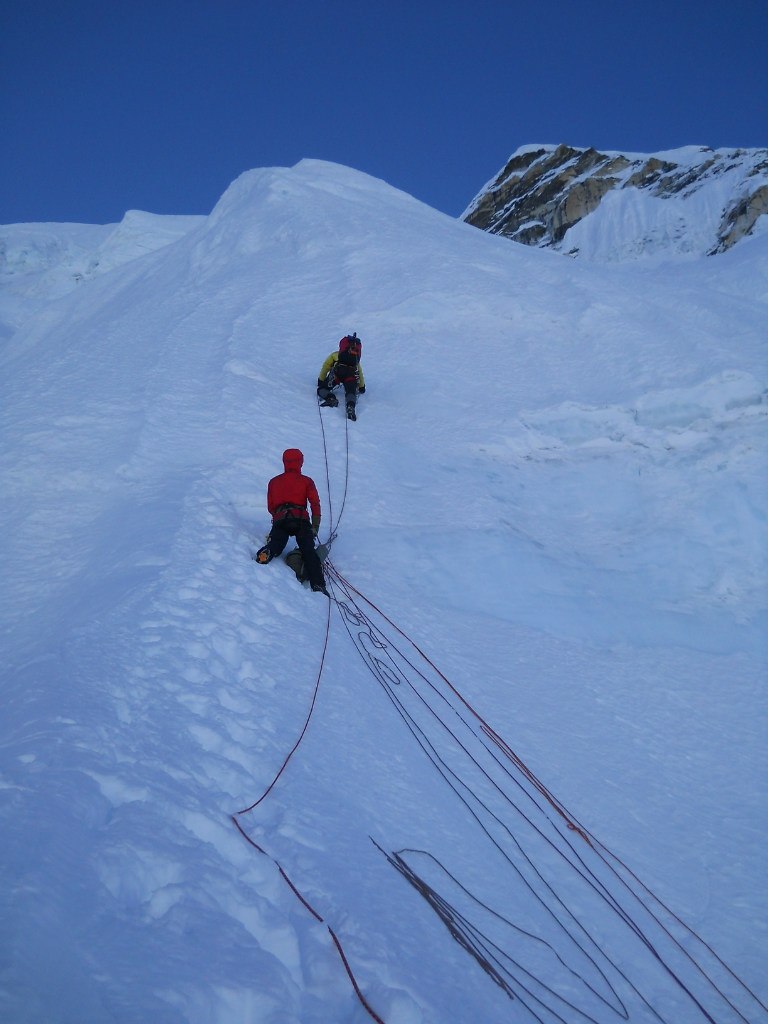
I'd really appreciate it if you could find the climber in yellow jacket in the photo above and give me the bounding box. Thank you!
[316,333,366,421]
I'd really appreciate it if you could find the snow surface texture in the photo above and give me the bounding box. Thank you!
[1,160,766,1024]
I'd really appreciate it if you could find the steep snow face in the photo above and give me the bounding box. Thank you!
[464,143,768,262]
[0,161,766,1024]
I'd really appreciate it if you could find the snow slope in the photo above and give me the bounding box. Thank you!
[0,211,204,341]
[1,160,766,1024]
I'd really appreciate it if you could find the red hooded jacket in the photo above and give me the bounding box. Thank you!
[267,449,321,523]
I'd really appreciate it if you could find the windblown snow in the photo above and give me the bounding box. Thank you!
[1,160,766,1024]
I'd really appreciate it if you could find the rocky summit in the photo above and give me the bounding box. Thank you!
[463,143,768,261]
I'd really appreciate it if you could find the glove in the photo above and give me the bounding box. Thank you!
[311,515,320,538]
[359,385,366,394]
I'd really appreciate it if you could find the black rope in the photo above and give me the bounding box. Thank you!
[316,395,350,549]
[312,397,765,1024]
[372,840,630,1024]
[326,564,763,1024]
[328,573,638,1021]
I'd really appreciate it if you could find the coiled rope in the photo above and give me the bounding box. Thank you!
[325,563,766,1024]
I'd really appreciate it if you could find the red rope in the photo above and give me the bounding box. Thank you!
[235,595,331,815]
[329,927,387,1024]
[278,865,324,923]
[231,592,386,1022]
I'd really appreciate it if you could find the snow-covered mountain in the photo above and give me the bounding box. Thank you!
[1,160,766,1024]
[0,211,204,341]
[463,144,768,261]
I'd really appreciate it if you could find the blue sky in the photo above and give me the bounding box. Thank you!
[2,0,766,225]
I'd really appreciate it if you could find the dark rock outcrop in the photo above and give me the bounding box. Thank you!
[463,144,768,261]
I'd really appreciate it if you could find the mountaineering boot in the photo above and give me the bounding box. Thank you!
[320,394,339,408]
[255,546,272,564]
[311,581,330,597]
[346,402,356,421]
[284,548,306,582]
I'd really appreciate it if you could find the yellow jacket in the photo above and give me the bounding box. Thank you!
[318,352,365,389]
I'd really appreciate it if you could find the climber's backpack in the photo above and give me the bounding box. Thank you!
[339,334,362,360]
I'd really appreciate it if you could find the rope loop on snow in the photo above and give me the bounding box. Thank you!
[323,561,766,1024]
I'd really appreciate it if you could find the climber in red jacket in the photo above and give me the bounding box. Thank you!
[255,449,329,595]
